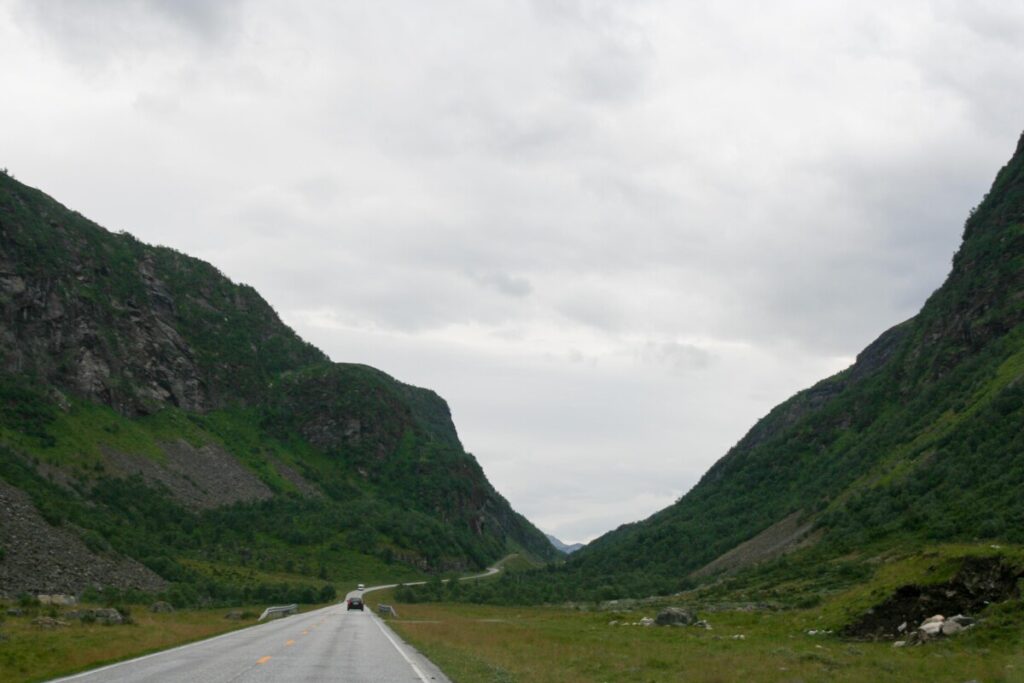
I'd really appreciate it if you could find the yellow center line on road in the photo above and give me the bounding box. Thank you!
[257,656,272,665]
[285,640,295,647]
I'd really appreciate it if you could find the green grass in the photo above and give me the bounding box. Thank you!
[0,400,165,466]
[493,553,543,572]
[815,544,1024,629]
[374,545,1024,681]
[1,400,336,497]
[382,590,1024,682]
[0,600,294,683]
[180,551,425,591]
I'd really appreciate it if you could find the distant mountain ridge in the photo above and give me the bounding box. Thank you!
[550,131,1024,597]
[545,534,585,554]
[0,170,556,599]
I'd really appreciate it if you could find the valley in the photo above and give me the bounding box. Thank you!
[1,127,1023,681]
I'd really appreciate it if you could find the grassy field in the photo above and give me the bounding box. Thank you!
[375,547,1024,683]
[380,597,1024,682]
[0,601,320,683]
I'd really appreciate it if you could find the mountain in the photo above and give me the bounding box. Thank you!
[452,131,1024,604]
[545,534,585,555]
[560,130,1024,596]
[0,170,557,601]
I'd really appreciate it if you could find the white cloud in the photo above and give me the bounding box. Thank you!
[2,0,1022,542]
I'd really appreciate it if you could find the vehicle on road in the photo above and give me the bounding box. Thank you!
[347,596,364,611]
[357,583,365,591]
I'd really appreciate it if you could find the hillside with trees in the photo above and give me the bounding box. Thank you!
[0,169,556,604]
[400,130,1024,605]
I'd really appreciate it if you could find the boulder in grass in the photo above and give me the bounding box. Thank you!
[655,607,698,626]
[941,621,964,636]
[39,594,78,607]
[93,608,124,625]
[149,601,174,613]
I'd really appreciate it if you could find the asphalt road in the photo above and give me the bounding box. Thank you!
[49,588,451,683]
[48,558,515,682]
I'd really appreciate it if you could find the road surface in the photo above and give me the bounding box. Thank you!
[49,589,450,682]
[47,559,515,682]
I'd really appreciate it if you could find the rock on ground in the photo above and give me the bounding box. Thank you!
[655,607,698,626]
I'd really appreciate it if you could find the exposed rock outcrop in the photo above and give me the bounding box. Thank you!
[0,478,166,598]
[104,440,274,510]
[655,607,699,626]
[0,178,326,417]
[842,556,1022,641]
[692,511,816,578]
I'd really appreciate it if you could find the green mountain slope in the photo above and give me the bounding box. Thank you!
[561,131,1024,597]
[417,131,1024,606]
[0,170,556,602]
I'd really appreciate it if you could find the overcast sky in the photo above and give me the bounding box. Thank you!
[2,1,1023,543]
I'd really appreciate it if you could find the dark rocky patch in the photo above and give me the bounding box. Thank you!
[842,556,1023,640]
[655,606,698,626]
[104,440,273,510]
[0,478,166,598]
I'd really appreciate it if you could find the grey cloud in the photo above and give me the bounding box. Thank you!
[133,91,181,117]
[145,0,244,39]
[5,0,1024,540]
[467,271,533,298]
[290,175,343,209]
[12,0,245,67]
[946,2,1024,50]
[566,38,651,104]
[555,289,627,332]
[638,341,713,373]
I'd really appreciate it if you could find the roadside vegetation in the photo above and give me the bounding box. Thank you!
[379,544,1024,682]
[383,598,1023,682]
[0,596,328,683]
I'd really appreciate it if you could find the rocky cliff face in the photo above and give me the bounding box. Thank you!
[0,175,325,416]
[0,170,556,597]
[260,362,553,559]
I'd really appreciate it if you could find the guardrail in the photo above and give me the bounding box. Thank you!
[258,604,298,622]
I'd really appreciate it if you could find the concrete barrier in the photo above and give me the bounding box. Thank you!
[258,604,298,622]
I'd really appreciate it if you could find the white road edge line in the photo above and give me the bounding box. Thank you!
[371,614,431,683]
